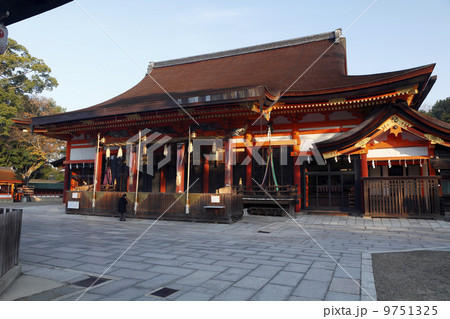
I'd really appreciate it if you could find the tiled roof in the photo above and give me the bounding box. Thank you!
[31,30,435,126]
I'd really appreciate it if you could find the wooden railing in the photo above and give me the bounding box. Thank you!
[233,185,298,197]
[66,191,243,223]
[0,208,23,277]
[363,177,441,217]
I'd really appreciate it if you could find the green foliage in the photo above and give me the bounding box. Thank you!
[0,39,63,183]
[33,164,64,181]
[426,97,450,123]
[0,38,58,136]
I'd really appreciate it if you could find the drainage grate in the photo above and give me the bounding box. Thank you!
[150,287,179,298]
[72,276,110,288]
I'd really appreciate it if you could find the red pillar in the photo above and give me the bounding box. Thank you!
[293,159,301,212]
[203,162,209,193]
[176,143,185,193]
[63,140,71,203]
[95,149,103,192]
[361,153,368,215]
[361,153,368,177]
[224,139,233,187]
[160,166,166,193]
[245,134,252,187]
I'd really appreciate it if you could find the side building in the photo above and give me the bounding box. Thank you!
[17,30,450,221]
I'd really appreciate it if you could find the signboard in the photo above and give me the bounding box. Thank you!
[211,195,220,203]
[0,23,8,55]
[67,201,80,209]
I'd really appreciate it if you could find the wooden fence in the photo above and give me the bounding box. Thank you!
[0,208,23,277]
[363,177,441,217]
[66,191,243,223]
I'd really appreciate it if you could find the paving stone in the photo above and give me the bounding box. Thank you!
[311,260,337,270]
[145,265,195,277]
[283,262,311,273]
[251,284,293,301]
[199,279,233,293]
[88,278,141,295]
[135,274,180,289]
[249,265,283,278]
[212,286,257,301]
[269,271,304,287]
[19,254,52,263]
[174,270,219,286]
[26,267,82,282]
[329,277,360,294]
[61,292,103,301]
[107,268,160,280]
[325,291,360,301]
[141,252,178,259]
[214,260,259,270]
[174,291,214,301]
[113,260,151,270]
[181,262,227,272]
[40,258,82,268]
[233,276,270,290]
[214,267,252,281]
[100,287,150,301]
[334,266,361,280]
[303,268,334,282]
[292,279,329,299]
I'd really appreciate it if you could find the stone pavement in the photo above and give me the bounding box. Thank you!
[1,203,449,301]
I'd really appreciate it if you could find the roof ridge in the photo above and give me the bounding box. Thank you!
[151,29,342,69]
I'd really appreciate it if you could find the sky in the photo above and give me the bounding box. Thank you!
[6,0,450,112]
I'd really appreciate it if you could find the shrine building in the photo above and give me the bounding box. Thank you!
[19,29,450,222]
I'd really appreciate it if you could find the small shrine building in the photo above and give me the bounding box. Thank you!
[20,30,450,221]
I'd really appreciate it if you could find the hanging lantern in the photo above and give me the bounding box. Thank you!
[163,144,169,156]
[388,159,391,168]
[117,146,123,158]
[106,147,111,158]
[143,145,147,155]
[307,155,311,164]
[335,156,338,162]
[404,159,407,168]
[372,160,375,169]
[348,155,351,163]
[420,159,423,167]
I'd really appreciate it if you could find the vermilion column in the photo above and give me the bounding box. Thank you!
[361,153,369,215]
[293,159,301,212]
[245,134,252,187]
[95,149,103,192]
[203,161,209,193]
[176,143,185,193]
[63,140,71,203]
[361,153,368,177]
[224,140,233,187]
[293,131,301,212]
[160,166,166,193]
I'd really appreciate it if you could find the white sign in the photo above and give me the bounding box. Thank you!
[367,146,428,159]
[72,192,80,199]
[67,201,80,209]
[211,195,220,203]
[0,23,8,55]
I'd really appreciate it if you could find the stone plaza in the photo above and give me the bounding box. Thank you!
[1,203,449,301]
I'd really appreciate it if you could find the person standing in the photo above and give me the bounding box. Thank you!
[118,194,128,221]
